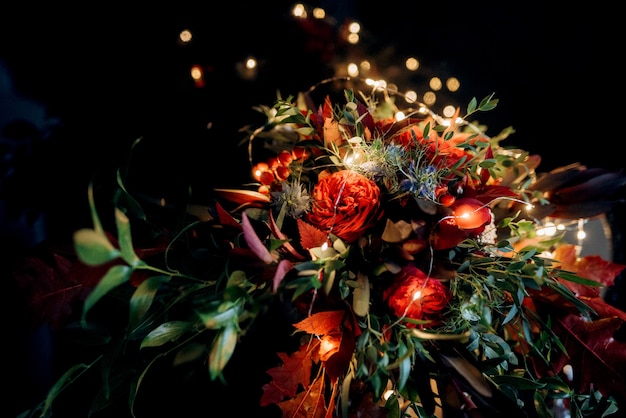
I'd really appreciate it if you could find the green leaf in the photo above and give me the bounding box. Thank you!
[114,208,140,266]
[197,301,242,330]
[209,321,238,380]
[352,273,370,317]
[491,374,546,390]
[41,363,90,415]
[81,265,133,323]
[467,97,477,114]
[397,342,410,391]
[502,302,518,325]
[129,275,170,330]
[73,229,121,266]
[140,321,194,348]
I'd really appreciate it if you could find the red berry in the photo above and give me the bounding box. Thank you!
[277,150,293,166]
[267,157,280,170]
[275,166,290,180]
[292,146,309,161]
[440,193,455,207]
[252,162,270,181]
[259,171,275,185]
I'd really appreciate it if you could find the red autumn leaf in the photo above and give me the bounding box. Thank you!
[573,255,626,287]
[324,328,356,384]
[551,313,626,400]
[14,249,88,330]
[277,373,328,418]
[583,296,626,322]
[293,310,346,336]
[297,218,328,250]
[473,184,520,205]
[260,343,316,406]
[268,210,306,260]
[214,201,242,230]
[553,244,626,296]
[213,188,271,208]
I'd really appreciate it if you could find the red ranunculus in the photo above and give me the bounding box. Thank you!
[305,170,382,243]
[383,264,451,327]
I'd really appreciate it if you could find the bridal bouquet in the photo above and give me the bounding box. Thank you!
[19,77,626,417]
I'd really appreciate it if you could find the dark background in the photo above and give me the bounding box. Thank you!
[1,1,624,416]
[1,2,623,241]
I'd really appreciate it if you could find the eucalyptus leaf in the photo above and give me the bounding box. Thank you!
[397,342,410,391]
[82,265,133,324]
[208,321,238,380]
[197,301,242,329]
[352,272,370,317]
[491,374,546,390]
[140,320,194,348]
[129,275,170,330]
[73,228,121,266]
[114,208,140,265]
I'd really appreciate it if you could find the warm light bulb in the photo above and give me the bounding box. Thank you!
[537,222,557,237]
[292,3,307,18]
[320,338,336,353]
[179,30,192,43]
[347,62,359,77]
[405,57,419,71]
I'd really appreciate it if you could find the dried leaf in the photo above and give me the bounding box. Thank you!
[297,218,328,250]
[261,343,316,405]
[293,310,345,336]
[277,373,327,418]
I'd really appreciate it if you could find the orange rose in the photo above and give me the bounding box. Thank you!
[383,264,451,327]
[305,170,382,243]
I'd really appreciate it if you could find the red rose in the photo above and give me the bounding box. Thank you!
[305,170,382,243]
[383,264,451,327]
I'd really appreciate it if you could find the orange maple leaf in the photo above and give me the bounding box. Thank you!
[260,341,318,406]
[297,218,328,250]
[293,310,345,336]
[277,373,328,418]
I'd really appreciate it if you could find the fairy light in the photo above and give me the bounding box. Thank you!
[536,222,558,237]
[245,57,257,70]
[292,3,307,18]
[190,65,204,88]
[347,62,359,77]
[442,105,456,118]
[404,90,418,103]
[429,77,443,91]
[446,77,460,92]
[320,336,336,354]
[178,30,192,44]
[405,57,419,71]
[312,7,326,19]
[577,218,586,242]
